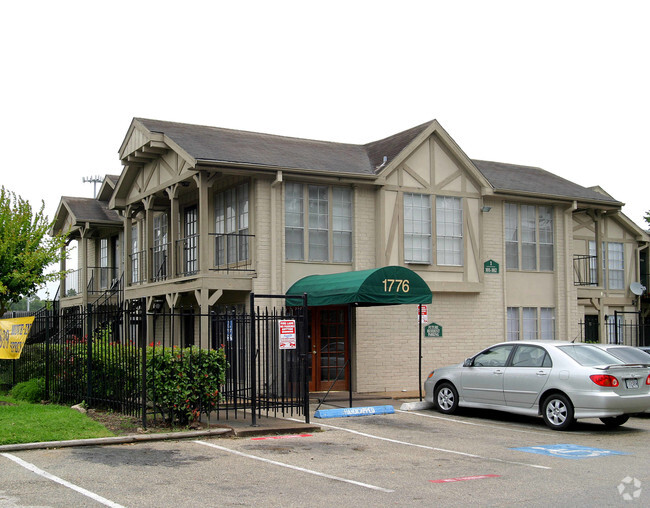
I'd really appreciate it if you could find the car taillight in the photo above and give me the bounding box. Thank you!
[646,374,650,386]
[590,374,619,387]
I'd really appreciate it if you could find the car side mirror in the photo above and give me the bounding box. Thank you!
[463,358,473,367]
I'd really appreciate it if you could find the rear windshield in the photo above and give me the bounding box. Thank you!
[602,347,650,364]
[557,345,624,366]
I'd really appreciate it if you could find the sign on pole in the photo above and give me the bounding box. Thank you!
[0,316,35,359]
[418,305,428,324]
[424,322,443,338]
[278,319,297,350]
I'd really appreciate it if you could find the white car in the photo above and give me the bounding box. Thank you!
[424,341,650,430]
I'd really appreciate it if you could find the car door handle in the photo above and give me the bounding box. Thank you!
[536,371,547,376]
[493,369,504,375]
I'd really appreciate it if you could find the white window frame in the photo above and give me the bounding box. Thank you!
[404,193,432,264]
[505,203,554,272]
[436,196,463,266]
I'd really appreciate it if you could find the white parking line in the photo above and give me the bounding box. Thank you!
[1,453,125,508]
[193,440,394,493]
[291,420,551,470]
[397,409,590,435]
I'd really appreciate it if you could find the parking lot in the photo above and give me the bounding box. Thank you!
[1,403,649,507]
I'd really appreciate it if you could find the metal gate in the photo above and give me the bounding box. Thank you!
[608,311,646,346]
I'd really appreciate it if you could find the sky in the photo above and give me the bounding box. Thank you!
[2,1,648,238]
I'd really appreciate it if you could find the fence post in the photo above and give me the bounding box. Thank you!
[86,303,93,403]
[250,292,257,427]
[45,307,50,398]
[141,297,147,429]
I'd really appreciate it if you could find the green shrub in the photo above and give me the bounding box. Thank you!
[11,378,46,403]
[147,347,227,425]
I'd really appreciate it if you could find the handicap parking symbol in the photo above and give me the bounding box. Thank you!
[512,444,628,459]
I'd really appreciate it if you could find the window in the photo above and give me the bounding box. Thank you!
[285,183,353,263]
[183,206,198,275]
[131,224,140,284]
[285,182,304,261]
[309,186,329,261]
[588,241,625,289]
[215,184,249,265]
[505,203,554,271]
[99,238,108,289]
[508,307,555,341]
[522,307,537,340]
[332,187,352,263]
[512,345,551,368]
[153,213,168,280]
[507,307,519,341]
[404,193,431,263]
[473,345,515,367]
[540,308,555,340]
[608,243,624,290]
[436,196,463,266]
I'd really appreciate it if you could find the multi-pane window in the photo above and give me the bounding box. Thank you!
[404,193,431,263]
[522,307,538,340]
[131,224,139,283]
[507,307,520,341]
[588,241,625,289]
[215,183,249,265]
[436,196,463,266]
[285,183,352,263]
[608,243,624,290]
[403,193,463,266]
[540,308,556,340]
[309,186,329,262]
[332,187,352,263]
[99,238,108,289]
[285,182,304,261]
[153,213,168,280]
[505,203,554,271]
[508,307,556,341]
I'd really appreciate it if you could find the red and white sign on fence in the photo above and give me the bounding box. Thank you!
[278,319,296,350]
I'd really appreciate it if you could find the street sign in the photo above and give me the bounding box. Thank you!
[278,319,296,350]
[484,260,499,274]
[424,322,443,337]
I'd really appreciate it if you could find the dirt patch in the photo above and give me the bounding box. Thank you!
[85,409,214,435]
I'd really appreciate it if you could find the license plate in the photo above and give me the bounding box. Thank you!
[625,378,639,389]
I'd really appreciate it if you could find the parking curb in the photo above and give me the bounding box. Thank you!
[0,428,233,453]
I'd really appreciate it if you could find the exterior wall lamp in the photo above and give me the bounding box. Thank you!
[481,206,492,213]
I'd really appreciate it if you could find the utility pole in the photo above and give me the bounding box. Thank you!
[82,175,103,198]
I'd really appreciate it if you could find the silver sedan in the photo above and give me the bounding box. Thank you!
[424,341,650,430]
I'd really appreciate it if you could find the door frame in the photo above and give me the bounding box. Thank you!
[308,305,350,392]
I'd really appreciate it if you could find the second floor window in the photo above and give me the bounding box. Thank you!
[589,241,625,290]
[215,183,249,264]
[285,183,352,263]
[505,203,554,271]
[507,306,556,341]
[436,196,463,266]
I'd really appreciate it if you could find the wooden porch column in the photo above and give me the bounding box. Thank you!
[59,244,67,297]
[195,172,210,274]
[123,208,133,286]
[144,197,155,283]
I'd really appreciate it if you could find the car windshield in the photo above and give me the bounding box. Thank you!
[602,346,650,364]
[557,345,624,366]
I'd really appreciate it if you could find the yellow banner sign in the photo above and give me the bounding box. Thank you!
[0,317,35,359]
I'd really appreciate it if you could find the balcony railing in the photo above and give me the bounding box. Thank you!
[89,266,119,293]
[151,243,170,282]
[64,269,83,297]
[211,233,254,272]
[176,235,199,277]
[573,255,598,286]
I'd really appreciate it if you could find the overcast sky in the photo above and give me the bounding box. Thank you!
[2,0,648,234]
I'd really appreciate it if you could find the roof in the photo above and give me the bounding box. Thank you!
[135,118,431,176]
[286,266,433,307]
[472,160,622,205]
[60,197,121,224]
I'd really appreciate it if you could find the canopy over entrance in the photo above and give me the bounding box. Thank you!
[286,266,432,307]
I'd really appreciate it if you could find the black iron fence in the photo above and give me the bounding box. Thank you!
[0,296,309,427]
[577,311,648,346]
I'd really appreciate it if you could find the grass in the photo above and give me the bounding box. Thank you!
[0,394,115,445]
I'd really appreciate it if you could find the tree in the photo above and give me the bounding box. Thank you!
[0,187,67,316]
[645,210,649,227]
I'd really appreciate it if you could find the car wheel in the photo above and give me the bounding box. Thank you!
[599,415,630,428]
[542,393,574,430]
[435,382,459,414]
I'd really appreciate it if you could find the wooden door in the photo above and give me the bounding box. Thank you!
[309,307,348,392]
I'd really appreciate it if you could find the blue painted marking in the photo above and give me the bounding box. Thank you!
[512,444,628,459]
[314,405,395,419]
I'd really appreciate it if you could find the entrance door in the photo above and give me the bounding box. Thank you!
[309,307,348,392]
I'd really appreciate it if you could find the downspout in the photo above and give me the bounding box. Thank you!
[271,171,283,294]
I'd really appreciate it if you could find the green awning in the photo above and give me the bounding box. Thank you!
[286,266,432,307]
